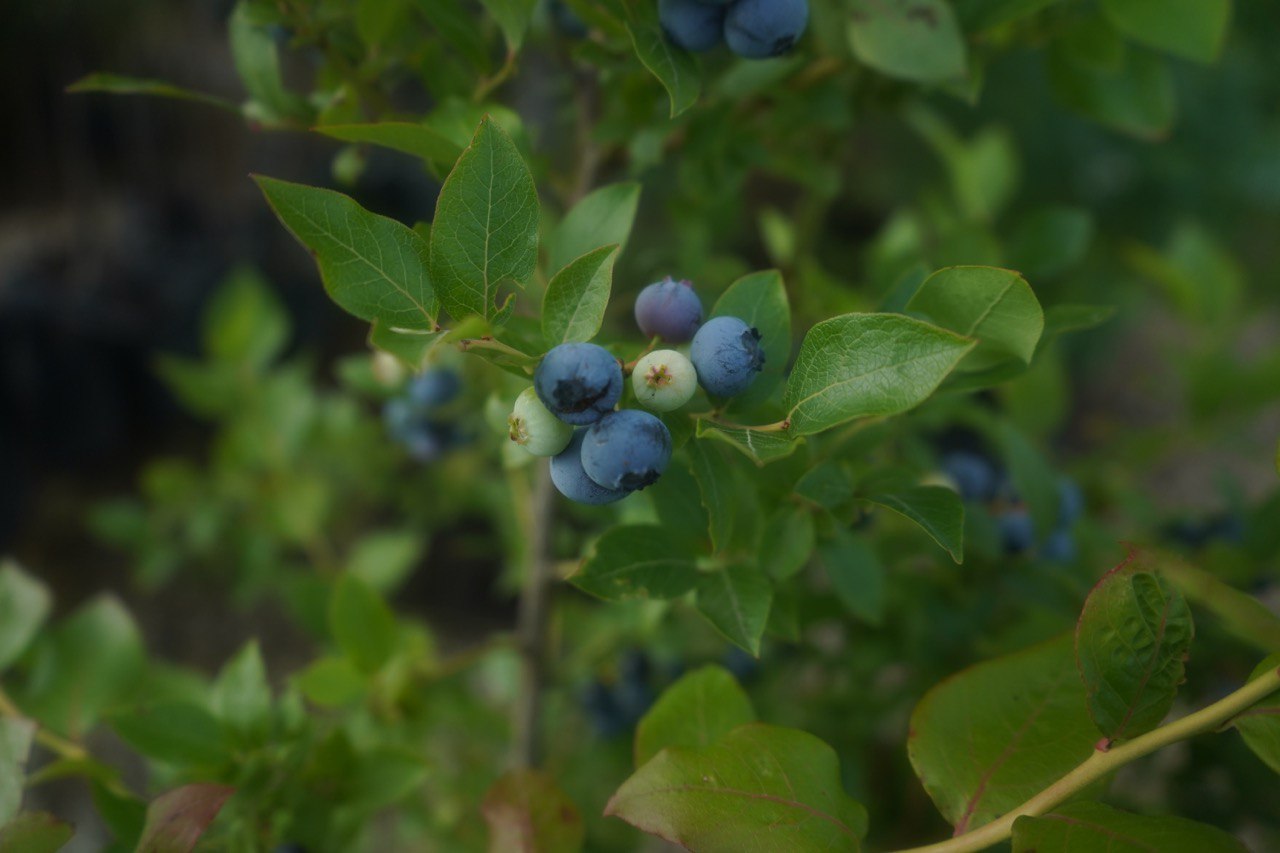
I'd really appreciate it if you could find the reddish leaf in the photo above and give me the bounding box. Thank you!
[136,784,235,853]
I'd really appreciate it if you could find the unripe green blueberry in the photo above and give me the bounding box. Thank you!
[508,387,574,456]
[631,350,698,412]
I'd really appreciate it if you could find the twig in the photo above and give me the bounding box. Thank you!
[512,459,555,768]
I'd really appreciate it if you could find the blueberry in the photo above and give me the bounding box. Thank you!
[549,0,588,37]
[659,0,727,52]
[723,646,760,682]
[1057,478,1084,526]
[941,451,998,503]
[580,410,673,492]
[1040,528,1076,563]
[998,507,1035,554]
[724,0,808,58]
[580,681,626,737]
[403,424,448,462]
[690,316,765,398]
[383,398,418,440]
[631,349,699,412]
[509,387,574,457]
[407,368,461,408]
[534,343,623,426]
[634,277,704,343]
[550,429,631,505]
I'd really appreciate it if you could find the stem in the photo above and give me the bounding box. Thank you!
[512,459,555,769]
[890,666,1280,853]
[0,687,133,798]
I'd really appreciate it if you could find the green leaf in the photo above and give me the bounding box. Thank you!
[429,116,540,322]
[627,23,701,118]
[1100,0,1231,63]
[993,420,1061,539]
[761,509,815,582]
[695,564,773,656]
[0,718,36,825]
[634,666,757,768]
[210,641,272,743]
[202,266,289,369]
[0,812,75,852]
[1076,560,1195,742]
[864,485,965,563]
[1049,42,1175,139]
[91,782,146,848]
[1012,801,1248,852]
[607,723,867,850]
[906,267,1044,367]
[784,314,974,436]
[136,784,235,853]
[795,465,856,511]
[356,0,411,47]
[1234,654,1280,775]
[329,574,399,674]
[848,0,968,84]
[908,635,1099,833]
[1041,304,1116,338]
[229,2,312,124]
[110,702,228,766]
[479,0,539,50]
[346,530,426,592]
[570,526,699,601]
[0,561,52,671]
[695,422,800,465]
[316,122,463,172]
[546,182,641,275]
[368,322,447,371]
[66,73,237,112]
[814,530,885,625]
[542,245,617,346]
[295,657,367,707]
[1008,207,1094,279]
[16,596,145,738]
[686,440,737,554]
[712,270,792,407]
[348,747,430,814]
[956,0,1064,31]
[255,176,437,328]
[481,769,584,853]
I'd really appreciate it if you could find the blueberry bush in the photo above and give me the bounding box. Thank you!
[4,0,1280,850]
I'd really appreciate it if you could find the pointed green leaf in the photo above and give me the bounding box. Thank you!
[607,723,867,850]
[1013,801,1247,852]
[479,0,539,50]
[329,574,398,674]
[202,267,289,369]
[211,641,272,743]
[864,485,965,563]
[481,769,584,853]
[546,182,641,275]
[429,116,539,322]
[1076,558,1194,742]
[906,266,1044,367]
[785,314,974,436]
[1049,42,1175,139]
[295,657,367,707]
[848,0,967,84]
[136,784,234,853]
[542,245,617,346]
[686,440,737,554]
[695,564,772,656]
[908,635,1099,833]
[316,122,463,171]
[229,2,312,124]
[634,666,756,768]
[0,812,75,852]
[1100,0,1231,63]
[0,561,52,671]
[761,509,815,582]
[814,530,885,625]
[571,526,698,601]
[346,530,426,593]
[1234,654,1280,775]
[66,73,237,112]
[628,23,700,118]
[255,176,437,328]
[110,702,228,766]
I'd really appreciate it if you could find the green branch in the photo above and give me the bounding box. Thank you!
[890,665,1280,853]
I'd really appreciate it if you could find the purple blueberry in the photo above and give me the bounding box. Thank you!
[690,315,765,398]
[659,0,727,52]
[580,410,673,492]
[407,368,461,407]
[534,343,623,426]
[724,0,808,59]
[634,277,703,342]
[551,429,631,505]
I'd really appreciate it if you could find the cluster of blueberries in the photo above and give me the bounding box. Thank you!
[940,450,1083,562]
[580,650,658,737]
[660,0,809,58]
[508,277,765,505]
[382,368,468,462]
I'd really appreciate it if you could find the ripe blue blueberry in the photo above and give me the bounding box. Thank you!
[631,349,698,412]
[998,507,1035,555]
[509,387,574,456]
[549,0,588,37]
[634,277,703,343]
[1040,528,1076,563]
[534,342,623,425]
[724,0,808,59]
[690,315,765,398]
[550,429,630,505]
[580,410,673,492]
[659,0,727,52]
[1057,477,1084,526]
[941,451,998,503]
[407,368,461,407]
